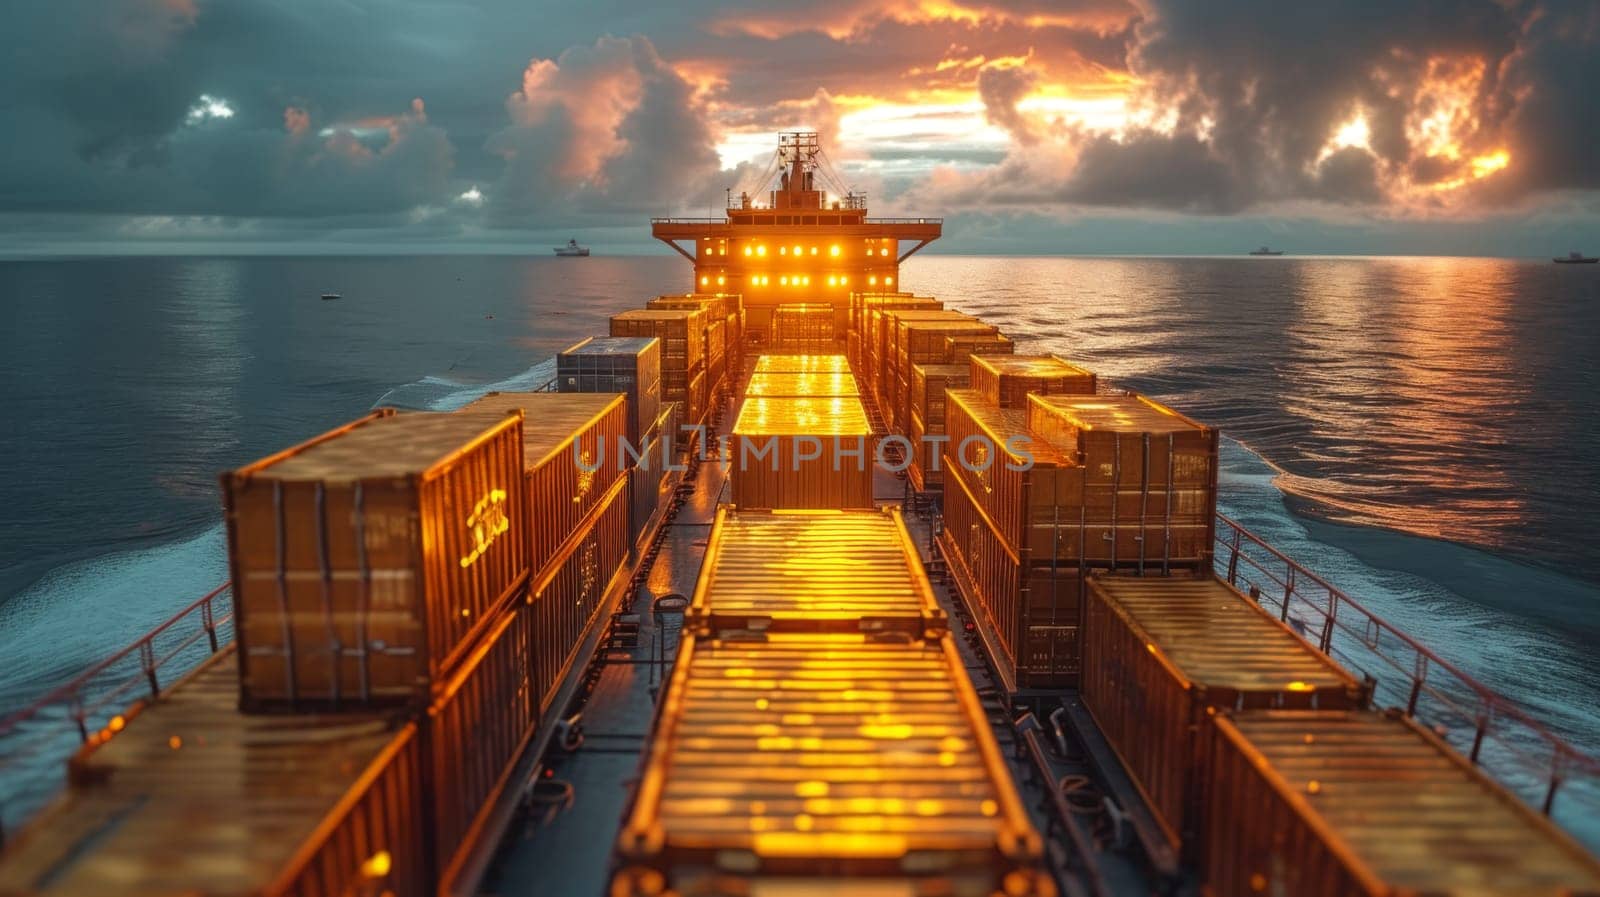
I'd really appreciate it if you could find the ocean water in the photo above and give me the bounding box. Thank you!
[1,254,1598,838]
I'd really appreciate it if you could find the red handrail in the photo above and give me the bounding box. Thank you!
[1215,513,1600,824]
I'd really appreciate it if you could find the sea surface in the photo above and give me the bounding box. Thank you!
[2,253,1599,839]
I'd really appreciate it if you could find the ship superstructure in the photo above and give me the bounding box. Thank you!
[0,133,1598,897]
[651,131,941,338]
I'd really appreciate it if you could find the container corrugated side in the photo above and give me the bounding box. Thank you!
[613,632,1049,894]
[941,390,1078,560]
[1080,574,1369,857]
[1027,393,1219,569]
[222,409,530,709]
[911,363,970,429]
[1202,710,1600,897]
[940,462,1083,691]
[969,355,1097,409]
[771,303,837,352]
[459,392,628,579]
[729,396,876,510]
[892,319,998,425]
[429,598,538,884]
[879,310,983,407]
[529,473,632,713]
[688,507,945,635]
[557,336,662,446]
[610,308,707,365]
[0,650,428,897]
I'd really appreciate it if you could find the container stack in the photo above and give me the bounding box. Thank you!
[611,307,710,439]
[770,303,835,353]
[614,506,1051,897]
[945,331,1016,364]
[731,357,876,509]
[939,390,1082,690]
[906,362,970,491]
[886,310,999,431]
[854,292,941,372]
[645,293,744,405]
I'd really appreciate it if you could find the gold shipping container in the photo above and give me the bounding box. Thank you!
[970,354,1097,409]
[429,599,538,885]
[891,318,998,425]
[613,632,1050,895]
[730,396,876,509]
[530,473,632,713]
[857,295,943,375]
[945,332,1016,363]
[911,362,970,428]
[874,309,976,402]
[689,507,945,636]
[771,303,836,352]
[1202,710,1600,897]
[908,408,932,491]
[0,651,428,897]
[941,390,1079,560]
[940,464,1082,691]
[1028,394,1219,568]
[753,353,850,374]
[222,409,529,709]
[744,370,859,397]
[610,308,707,365]
[459,392,628,578]
[706,318,727,366]
[1080,575,1369,856]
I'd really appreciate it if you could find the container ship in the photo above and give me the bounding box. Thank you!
[1,131,1598,897]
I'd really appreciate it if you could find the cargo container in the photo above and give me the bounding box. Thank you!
[613,632,1049,895]
[0,651,428,897]
[970,354,1096,409]
[744,370,859,397]
[1202,710,1600,897]
[530,473,632,713]
[729,396,876,509]
[459,392,628,578]
[941,389,1078,560]
[610,308,707,364]
[855,294,942,370]
[944,332,1016,363]
[1028,394,1219,568]
[706,318,727,368]
[556,336,662,445]
[752,353,851,374]
[222,409,529,709]
[888,314,997,426]
[1081,574,1369,857]
[689,507,945,635]
[940,464,1082,691]
[771,302,836,352]
[429,599,538,884]
[910,362,971,429]
[870,308,972,404]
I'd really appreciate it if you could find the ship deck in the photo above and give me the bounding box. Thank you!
[480,358,1166,897]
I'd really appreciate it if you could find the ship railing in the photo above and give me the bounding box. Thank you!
[648,216,944,225]
[0,583,235,843]
[1215,513,1600,840]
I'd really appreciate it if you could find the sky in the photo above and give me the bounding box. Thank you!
[2,0,1599,256]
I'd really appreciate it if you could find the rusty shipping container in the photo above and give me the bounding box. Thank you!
[429,599,538,886]
[730,396,876,509]
[753,353,851,374]
[940,462,1082,691]
[459,392,628,578]
[970,354,1097,409]
[1028,394,1219,568]
[222,409,529,709]
[556,336,662,446]
[612,632,1050,895]
[941,389,1079,560]
[1080,574,1369,858]
[945,332,1016,364]
[530,473,632,713]
[1202,710,1600,897]
[744,369,859,398]
[0,651,428,897]
[689,506,945,635]
[771,302,836,352]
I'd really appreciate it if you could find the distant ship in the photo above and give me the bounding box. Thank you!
[319,292,341,301]
[554,238,590,257]
[1249,245,1284,256]
[1553,251,1597,264]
